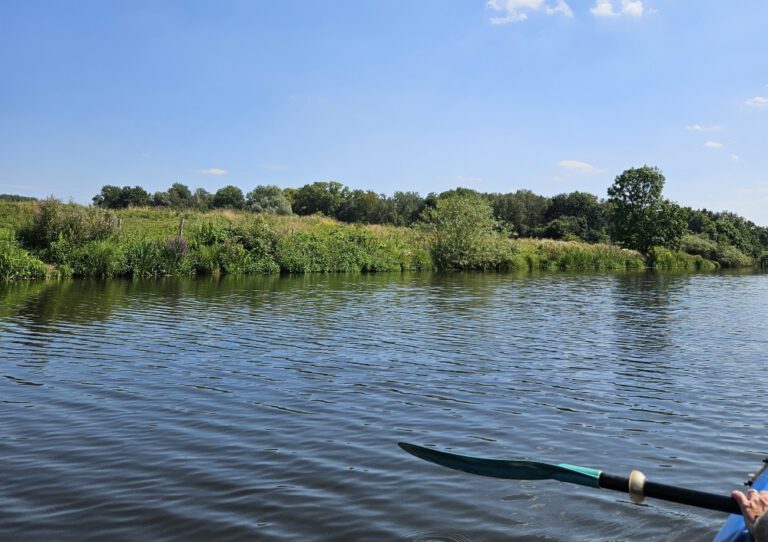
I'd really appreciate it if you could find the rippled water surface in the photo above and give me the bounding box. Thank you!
[1,271,767,541]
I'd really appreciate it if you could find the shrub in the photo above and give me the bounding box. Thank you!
[420,195,510,270]
[126,237,191,277]
[63,240,128,278]
[0,239,48,280]
[18,198,119,250]
[647,246,717,270]
[681,234,752,267]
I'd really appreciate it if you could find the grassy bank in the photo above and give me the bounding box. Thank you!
[0,200,723,281]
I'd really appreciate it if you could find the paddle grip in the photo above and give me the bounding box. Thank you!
[599,473,741,515]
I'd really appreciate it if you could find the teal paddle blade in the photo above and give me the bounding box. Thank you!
[398,442,601,489]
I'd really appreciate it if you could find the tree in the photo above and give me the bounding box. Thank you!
[292,181,350,217]
[338,190,388,223]
[152,191,172,207]
[607,166,685,253]
[212,185,245,209]
[93,185,123,208]
[92,185,150,209]
[490,189,548,237]
[167,183,193,208]
[193,188,213,210]
[544,191,607,242]
[392,191,426,226]
[246,185,292,215]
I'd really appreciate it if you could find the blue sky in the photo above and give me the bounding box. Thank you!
[1,1,767,224]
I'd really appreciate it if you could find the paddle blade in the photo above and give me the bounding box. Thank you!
[398,442,601,489]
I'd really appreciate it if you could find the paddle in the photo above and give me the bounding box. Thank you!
[398,442,741,515]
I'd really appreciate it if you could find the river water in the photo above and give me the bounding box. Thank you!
[1,271,766,541]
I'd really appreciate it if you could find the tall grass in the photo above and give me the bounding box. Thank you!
[0,200,734,281]
[511,239,645,271]
[646,246,718,270]
[0,237,48,280]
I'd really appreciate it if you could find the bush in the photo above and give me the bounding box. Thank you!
[647,246,717,270]
[512,239,645,271]
[421,195,510,270]
[681,234,753,267]
[18,198,119,250]
[275,225,428,272]
[63,240,128,278]
[126,237,191,277]
[0,238,48,280]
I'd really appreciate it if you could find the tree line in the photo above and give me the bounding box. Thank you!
[90,167,768,261]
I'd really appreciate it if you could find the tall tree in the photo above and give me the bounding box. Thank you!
[292,181,350,217]
[246,185,292,215]
[212,185,245,209]
[92,185,150,208]
[607,166,685,253]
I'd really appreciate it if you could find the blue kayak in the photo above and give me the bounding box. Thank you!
[713,463,768,542]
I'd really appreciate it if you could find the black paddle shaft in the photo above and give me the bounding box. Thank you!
[599,473,741,515]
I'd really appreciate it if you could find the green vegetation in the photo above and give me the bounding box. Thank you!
[0,198,646,280]
[420,193,512,270]
[607,166,687,254]
[2,164,766,281]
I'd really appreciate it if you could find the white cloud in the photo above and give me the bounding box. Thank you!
[487,0,572,24]
[704,141,723,149]
[199,168,228,176]
[591,0,617,17]
[558,160,598,172]
[745,96,768,109]
[621,0,644,17]
[591,0,645,18]
[546,0,574,17]
[687,124,721,132]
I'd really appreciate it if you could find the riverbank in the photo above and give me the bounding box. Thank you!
[0,200,722,281]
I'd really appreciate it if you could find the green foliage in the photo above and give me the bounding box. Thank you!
[93,185,151,208]
[246,185,292,215]
[646,246,718,270]
[421,195,511,270]
[292,181,350,217]
[276,225,429,273]
[680,234,752,267]
[0,194,37,202]
[607,166,686,254]
[126,237,191,277]
[212,185,245,209]
[543,216,587,241]
[544,192,606,242]
[62,240,128,278]
[392,191,426,226]
[18,198,120,251]
[337,189,386,224]
[512,239,645,271]
[490,189,549,237]
[0,201,37,232]
[193,188,213,211]
[0,238,48,280]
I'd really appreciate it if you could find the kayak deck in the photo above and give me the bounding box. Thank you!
[713,461,768,542]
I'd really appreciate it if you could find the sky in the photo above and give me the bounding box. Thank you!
[1,1,767,224]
